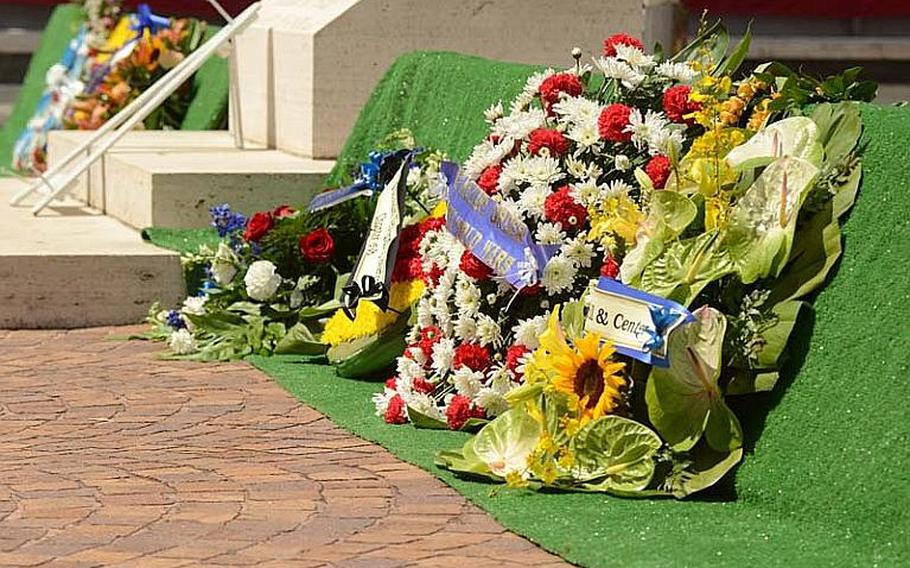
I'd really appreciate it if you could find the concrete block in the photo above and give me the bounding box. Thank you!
[231,22,274,147]
[0,178,184,329]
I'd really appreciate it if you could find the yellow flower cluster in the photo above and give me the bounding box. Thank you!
[321,278,425,347]
[587,193,644,251]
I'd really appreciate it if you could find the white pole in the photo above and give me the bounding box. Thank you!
[13,2,261,209]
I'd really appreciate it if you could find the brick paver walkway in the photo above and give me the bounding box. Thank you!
[0,327,569,568]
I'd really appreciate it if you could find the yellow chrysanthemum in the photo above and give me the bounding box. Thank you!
[321,278,425,347]
[536,310,626,425]
[587,193,644,247]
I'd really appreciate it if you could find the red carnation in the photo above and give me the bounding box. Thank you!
[544,186,588,231]
[421,216,446,234]
[477,164,502,195]
[519,283,541,296]
[603,33,644,56]
[299,227,335,263]
[471,406,487,419]
[446,395,473,430]
[412,376,435,395]
[539,72,583,111]
[662,85,700,125]
[392,255,424,282]
[417,325,443,358]
[601,256,620,279]
[243,211,273,242]
[506,344,530,377]
[424,264,444,286]
[528,128,570,157]
[645,155,671,189]
[384,395,407,424]
[453,343,491,372]
[460,250,493,281]
[385,377,398,390]
[273,205,295,218]
[598,103,633,143]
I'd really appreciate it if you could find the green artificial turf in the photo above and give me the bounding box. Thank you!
[142,226,219,255]
[0,5,85,170]
[326,51,545,186]
[252,103,909,567]
[180,24,229,131]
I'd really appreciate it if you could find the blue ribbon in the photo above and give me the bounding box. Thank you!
[442,161,556,289]
[131,4,170,37]
[307,149,417,212]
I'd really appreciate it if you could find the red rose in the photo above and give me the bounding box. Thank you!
[273,205,295,218]
[539,72,583,111]
[477,164,502,195]
[243,211,273,242]
[544,185,588,231]
[384,395,407,424]
[460,250,493,281]
[506,344,530,378]
[299,227,335,263]
[600,256,620,279]
[528,128,570,157]
[453,343,491,372]
[412,376,435,395]
[446,395,473,430]
[598,103,633,143]
[645,155,671,189]
[603,33,644,56]
[662,85,700,125]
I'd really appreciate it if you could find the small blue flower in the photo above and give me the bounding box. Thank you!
[209,203,247,238]
[165,310,186,330]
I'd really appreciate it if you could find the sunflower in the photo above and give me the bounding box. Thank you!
[536,309,626,424]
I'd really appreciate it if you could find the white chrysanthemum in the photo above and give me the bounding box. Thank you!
[407,392,444,421]
[655,60,698,83]
[535,222,567,246]
[430,337,455,375]
[625,108,682,156]
[243,260,281,301]
[594,56,644,89]
[520,68,555,99]
[571,179,601,208]
[562,237,595,268]
[648,124,685,157]
[551,95,601,126]
[210,242,238,286]
[454,314,478,341]
[484,100,504,123]
[455,280,482,316]
[452,367,483,398]
[168,329,196,355]
[372,388,395,416]
[463,139,512,179]
[476,314,502,347]
[566,119,601,149]
[181,295,206,316]
[513,314,548,349]
[498,198,524,221]
[614,43,655,69]
[416,297,434,329]
[397,355,425,382]
[475,387,510,416]
[614,154,632,171]
[521,155,563,186]
[606,179,635,197]
[494,108,546,141]
[517,183,550,219]
[541,255,577,294]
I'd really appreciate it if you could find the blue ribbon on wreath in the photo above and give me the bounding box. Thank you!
[642,304,683,353]
[131,4,171,38]
[307,148,419,212]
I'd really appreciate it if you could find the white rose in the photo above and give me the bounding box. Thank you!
[210,242,238,286]
[168,329,197,355]
[243,260,281,301]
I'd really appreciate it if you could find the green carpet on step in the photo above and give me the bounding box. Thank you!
[326,51,546,186]
[180,23,228,130]
[0,5,85,171]
[142,227,218,255]
[253,103,909,567]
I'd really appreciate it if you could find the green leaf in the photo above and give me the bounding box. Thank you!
[665,445,743,498]
[560,297,587,339]
[811,102,861,165]
[725,116,823,170]
[408,406,448,430]
[275,321,327,356]
[227,301,262,316]
[470,408,542,479]
[646,307,742,453]
[639,231,733,306]
[724,157,820,284]
[621,190,697,285]
[716,24,751,77]
[571,416,662,492]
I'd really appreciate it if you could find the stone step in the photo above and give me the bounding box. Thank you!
[46,130,334,230]
[0,178,184,329]
[739,35,910,62]
[0,83,18,128]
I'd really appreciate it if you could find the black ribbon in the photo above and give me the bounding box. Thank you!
[341,275,391,320]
